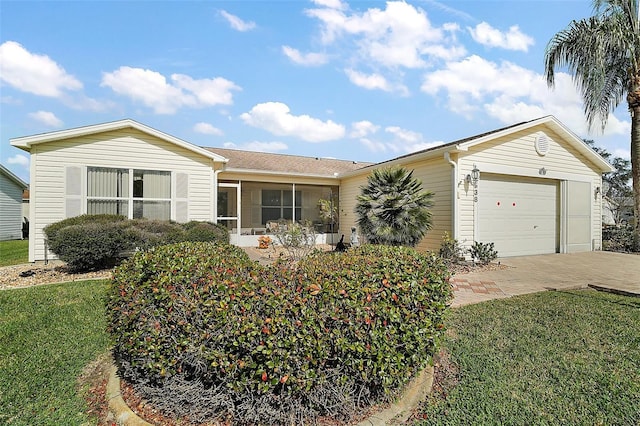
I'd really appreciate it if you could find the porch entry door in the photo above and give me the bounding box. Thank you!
[217,183,240,241]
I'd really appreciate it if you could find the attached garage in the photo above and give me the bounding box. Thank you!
[478,174,559,257]
[339,116,615,258]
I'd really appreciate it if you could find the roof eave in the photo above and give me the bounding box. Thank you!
[222,167,342,180]
[0,165,28,188]
[337,144,466,179]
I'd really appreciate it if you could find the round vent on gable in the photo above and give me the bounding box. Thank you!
[535,133,550,156]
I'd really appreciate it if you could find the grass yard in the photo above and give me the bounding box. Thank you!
[0,280,110,426]
[0,239,29,267]
[1,281,638,426]
[418,290,640,425]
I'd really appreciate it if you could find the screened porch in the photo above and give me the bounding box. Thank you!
[216,181,340,246]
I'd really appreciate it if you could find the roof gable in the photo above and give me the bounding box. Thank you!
[353,116,614,174]
[10,119,228,164]
[0,164,28,189]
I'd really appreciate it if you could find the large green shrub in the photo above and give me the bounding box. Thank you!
[44,216,230,272]
[44,215,130,271]
[106,242,452,424]
[44,214,126,243]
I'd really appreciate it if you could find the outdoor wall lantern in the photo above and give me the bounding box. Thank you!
[465,173,472,184]
[595,186,601,197]
[471,165,480,182]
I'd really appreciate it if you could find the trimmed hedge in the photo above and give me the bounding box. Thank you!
[44,215,229,272]
[106,242,452,424]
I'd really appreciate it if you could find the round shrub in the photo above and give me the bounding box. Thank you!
[182,220,229,243]
[107,243,452,425]
[48,221,132,271]
[44,215,232,272]
[128,219,186,250]
[44,214,125,243]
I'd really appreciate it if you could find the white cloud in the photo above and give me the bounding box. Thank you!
[385,126,442,153]
[0,41,82,97]
[469,22,534,51]
[385,126,422,143]
[101,66,240,114]
[243,141,288,152]
[28,111,63,127]
[345,69,410,95]
[420,54,631,139]
[7,154,29,168]
[282,46,328,66]
[1,96,23,105]
[345,69,391,91]
[193,122,223,135]
[350,120,380,138]
[311,0,347,10]
[306,1,465,68]
[614,148,631,160]
[220,10,256,31]
[240,102,345,142]
[360,137,388,153]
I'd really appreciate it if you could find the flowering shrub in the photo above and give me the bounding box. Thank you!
[258,235,272,249]
[106,242,452,424]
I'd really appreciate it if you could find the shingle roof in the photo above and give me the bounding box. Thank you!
[204,147,373,177]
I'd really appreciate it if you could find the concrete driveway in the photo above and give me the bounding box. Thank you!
[451,251,640,307]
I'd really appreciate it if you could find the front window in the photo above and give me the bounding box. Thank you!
[87,167,171,220]
[261,189,301,224]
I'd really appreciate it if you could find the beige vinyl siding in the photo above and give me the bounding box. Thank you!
[0,173,25,240]
[338,173,369,240]
[338,157,453,252]
[457,125,603,252]
[30,128,215,261]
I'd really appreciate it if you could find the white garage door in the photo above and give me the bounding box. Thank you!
[478,174,559,257]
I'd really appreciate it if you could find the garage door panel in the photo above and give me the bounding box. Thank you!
[567,181,591,251]
[478,175,558,257]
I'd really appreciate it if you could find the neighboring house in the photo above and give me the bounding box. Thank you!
[10,116,613,262]
[0,164,28,241]
[602,194,634,225]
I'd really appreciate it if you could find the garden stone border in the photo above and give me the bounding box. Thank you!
[106,364,434,426]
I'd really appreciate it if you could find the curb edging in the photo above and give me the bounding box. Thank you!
[107,365,434,426]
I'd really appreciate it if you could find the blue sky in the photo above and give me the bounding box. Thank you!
[0,0,632,183]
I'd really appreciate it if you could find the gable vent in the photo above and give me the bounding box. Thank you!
[535,133,550,156]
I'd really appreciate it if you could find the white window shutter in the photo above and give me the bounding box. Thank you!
[65,166,82,218]
[175,172,189,223]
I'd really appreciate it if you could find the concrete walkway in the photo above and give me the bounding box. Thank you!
[451,251,640,307]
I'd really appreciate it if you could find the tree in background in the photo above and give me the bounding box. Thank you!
[585,140,633,224]
[355,167,433,247]
[545,0,640,249]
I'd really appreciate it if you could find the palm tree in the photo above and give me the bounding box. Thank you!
[355,166,433,247]
[544,0,640,249]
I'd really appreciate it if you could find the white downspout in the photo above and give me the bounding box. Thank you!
[444,152,459,240]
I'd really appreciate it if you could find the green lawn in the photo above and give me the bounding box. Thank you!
[1,281,638,425]
[418,290,640,425]
[0,239,29,267]
[0,280,110,426]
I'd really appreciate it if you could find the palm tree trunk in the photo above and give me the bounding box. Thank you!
[630,93,640,250]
